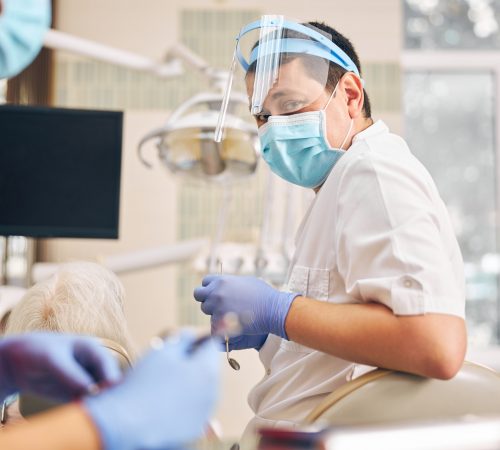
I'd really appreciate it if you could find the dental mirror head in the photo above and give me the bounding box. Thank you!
[225,334,241,371]
[217,311,241,371]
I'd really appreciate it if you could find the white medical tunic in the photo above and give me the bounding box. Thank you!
[242,120,466,437]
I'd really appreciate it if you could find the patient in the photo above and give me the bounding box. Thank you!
[1,261,136,427]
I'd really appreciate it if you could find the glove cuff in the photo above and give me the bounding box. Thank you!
[269,292,300,340]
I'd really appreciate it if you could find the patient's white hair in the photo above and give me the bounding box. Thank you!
[6,261,135,358]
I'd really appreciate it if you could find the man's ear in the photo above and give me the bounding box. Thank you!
[341,73,364,119]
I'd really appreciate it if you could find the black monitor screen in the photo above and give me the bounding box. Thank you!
[0,105,123,239]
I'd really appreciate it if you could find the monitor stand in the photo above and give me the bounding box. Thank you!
[0,236,36,288]
[1,237,7,286]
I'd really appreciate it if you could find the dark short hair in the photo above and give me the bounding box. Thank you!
[309,22,371,118]
[247,21,372,118]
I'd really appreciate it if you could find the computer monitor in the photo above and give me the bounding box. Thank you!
[0,105,123,239]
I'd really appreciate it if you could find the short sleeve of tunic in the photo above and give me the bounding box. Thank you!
[334,132,465,318]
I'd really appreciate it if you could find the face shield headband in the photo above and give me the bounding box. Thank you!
[237,19,361,75]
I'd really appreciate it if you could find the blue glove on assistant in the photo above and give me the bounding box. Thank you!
[194,275,299,340]
[0,333,121,402]
[83,332,220,450]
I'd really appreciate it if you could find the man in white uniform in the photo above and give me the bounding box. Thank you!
[194,16,466,437]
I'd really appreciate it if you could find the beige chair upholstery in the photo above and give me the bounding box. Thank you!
[99,337,133,371]
[17,338,132,418]
[304,361,500,426]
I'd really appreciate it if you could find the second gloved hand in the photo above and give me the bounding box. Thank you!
[194,275,299,339]
[84,332,220,450]
[0,333,121,402]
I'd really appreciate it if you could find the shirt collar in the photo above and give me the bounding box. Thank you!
[352,120,389,144]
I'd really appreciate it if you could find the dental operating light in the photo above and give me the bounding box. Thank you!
[137,43,259,184]
[137,90,259,183]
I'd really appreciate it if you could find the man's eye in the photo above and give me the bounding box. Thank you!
[255,113,270,123]
[282,100,305,112]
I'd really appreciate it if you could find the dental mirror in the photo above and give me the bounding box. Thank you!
[225,333,241,371]
[218,264,241,371]
[221,311,241,371]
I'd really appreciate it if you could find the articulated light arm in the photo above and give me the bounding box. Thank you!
[43,29,184,78]
[42,29,230,86]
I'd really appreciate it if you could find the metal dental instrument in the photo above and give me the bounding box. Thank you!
[223,313,241,371]
[219,263,241,371]
[1,400,7,424]
[226,338,240,370]
[184,312,241,356]
[150,313,242,368]
[149,264,242,369]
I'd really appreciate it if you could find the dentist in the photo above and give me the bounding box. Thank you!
[194,15,467,436]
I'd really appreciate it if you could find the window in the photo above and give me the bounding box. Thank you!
[404,71,497,344]
[403,0,500,345]
[404,0,500,49]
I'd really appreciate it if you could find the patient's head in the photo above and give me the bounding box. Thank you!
[2,262,135,424]
[6,261,135,359]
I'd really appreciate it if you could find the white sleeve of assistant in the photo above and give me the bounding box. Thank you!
[335,149,465,318]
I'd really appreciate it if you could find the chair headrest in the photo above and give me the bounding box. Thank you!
[18,338,132,418]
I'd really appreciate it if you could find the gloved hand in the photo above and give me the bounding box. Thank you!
[194,275,299,339]
[0,333,121,402]
[227,334,268,352]
[83,332,220,450]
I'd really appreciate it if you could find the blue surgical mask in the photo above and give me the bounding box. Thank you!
[258,85,353,189]
[0,0,51,79]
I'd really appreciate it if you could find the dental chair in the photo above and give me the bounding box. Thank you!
[303,361,500,426]
[15,338,132,419]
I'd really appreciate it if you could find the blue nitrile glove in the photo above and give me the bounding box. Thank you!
[83,332,220,450]
[0,333,121,402]
[227,334,268,351]
[194,275,299,340]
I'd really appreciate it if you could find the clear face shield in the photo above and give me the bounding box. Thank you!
[215,15,362,142]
